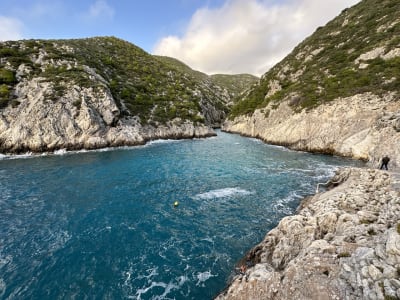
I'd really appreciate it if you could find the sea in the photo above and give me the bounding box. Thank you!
[0,131,364,299]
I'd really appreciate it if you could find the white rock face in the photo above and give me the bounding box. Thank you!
[0,78,215,153]
[222,92,400,169]
[216,168,400,300]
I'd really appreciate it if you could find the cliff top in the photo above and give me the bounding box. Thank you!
[0,36,251,127]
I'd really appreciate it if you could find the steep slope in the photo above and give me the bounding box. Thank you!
[210,73,259,102]
[0,37,231,153]
[223,0,400,169]
[155,55,259,113]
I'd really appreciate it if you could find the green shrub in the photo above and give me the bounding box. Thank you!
[0,84,10,108]
[384,295,400,300]
[0,47,19,57]
[10,100,20,108]
[0,69,16,84]
[360,219,373,224]
[337,252,351,258]
[0,98,8,108]
[72,99,82,109]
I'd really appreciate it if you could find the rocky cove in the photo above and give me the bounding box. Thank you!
[1,76,399,300]
[215,91,400,299]
[0,37,243,154]
[1,1,400,296]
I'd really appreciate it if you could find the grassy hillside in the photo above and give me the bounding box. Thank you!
[0,37,234,126]
[210,74,259,99]
[155,56,259,98]
[154,56,208,82]
[229,0,400,119]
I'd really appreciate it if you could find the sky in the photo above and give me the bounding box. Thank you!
[0,0,361,76]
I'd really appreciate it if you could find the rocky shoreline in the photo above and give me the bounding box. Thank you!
[222,92,400,169]
[216,167,400,300]
[0,80,217,154]
[0,126,216,154]
[0,123,216,155]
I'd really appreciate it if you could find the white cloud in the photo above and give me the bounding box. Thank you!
[0,16,24,41]
[153,0,361,76]
[85,0,115,20]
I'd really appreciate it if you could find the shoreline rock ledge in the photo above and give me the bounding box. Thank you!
[216,168,400,300]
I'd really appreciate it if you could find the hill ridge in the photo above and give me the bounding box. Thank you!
[0,36,257,153]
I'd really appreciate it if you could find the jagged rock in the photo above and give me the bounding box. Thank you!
[0,76,217,153]
[216,168,400,300]
[223,92,400,169]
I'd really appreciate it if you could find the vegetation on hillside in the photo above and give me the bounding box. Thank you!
[0,37,240,125]
[210,74,258,100]
[229,0,400,119]
[155,56,258,100]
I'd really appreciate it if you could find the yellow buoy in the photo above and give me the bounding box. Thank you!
[173,201,179,207]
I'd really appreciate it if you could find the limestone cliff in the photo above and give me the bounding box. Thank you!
[223,0,400,169]
[0,77,214,153]
[0,37,238,153]
[223,92,400,169]
[216,168,400,300]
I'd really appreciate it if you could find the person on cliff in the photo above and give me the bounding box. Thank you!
[380,156,390,170]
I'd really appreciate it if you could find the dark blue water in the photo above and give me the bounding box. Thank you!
[0,131,363,299]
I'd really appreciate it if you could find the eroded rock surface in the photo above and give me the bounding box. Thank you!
[0,79,215,153]
[223,93,400,169]
[216,168,400,300]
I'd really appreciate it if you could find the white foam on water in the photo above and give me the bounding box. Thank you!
[124,269,132,285]
[272,190,303,214]
[148,139,185,145]
[133,277,185,300]
[0,151,34,160]
[201,237,214,243]
[194,187,254,200]
[53,148,67,155]
[133,281,167,299]
[0,135,210,160]
[18,151,33,158]
[195,270,216,287]
[141,267,159,280]
[0,144,145,160]
[249,138,263,144]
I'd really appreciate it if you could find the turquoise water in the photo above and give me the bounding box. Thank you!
[0,131,363,299]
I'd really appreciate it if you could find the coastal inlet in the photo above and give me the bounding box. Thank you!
[0,131,364,299]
